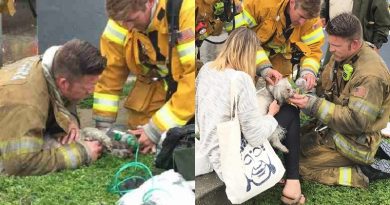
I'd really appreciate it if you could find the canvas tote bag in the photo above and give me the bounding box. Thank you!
[217,75,285,204]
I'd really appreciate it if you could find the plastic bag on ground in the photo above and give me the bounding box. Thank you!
[117,169,194,205]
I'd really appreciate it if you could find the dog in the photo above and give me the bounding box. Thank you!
[256,77,306,153]
[80,127,133,158]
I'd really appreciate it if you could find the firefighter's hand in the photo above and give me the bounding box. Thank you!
[83,140,103,162]
[265,69,283,85]
[289,94,309,109]
[129,128,156,154]
[302,73,317,90]
[60,121,80,144]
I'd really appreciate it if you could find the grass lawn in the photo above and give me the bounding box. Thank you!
[2,148,389,204]
[244,178,390,205]
[0,154,155,205]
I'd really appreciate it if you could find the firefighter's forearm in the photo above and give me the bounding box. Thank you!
[2,141,90,176]
[224,9,257,32]
[255,49,272,77]
[307,98,372,135]
[143,119,161,144]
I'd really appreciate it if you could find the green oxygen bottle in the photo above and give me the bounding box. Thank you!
[111,130,139,151]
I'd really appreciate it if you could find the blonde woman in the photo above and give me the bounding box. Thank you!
[196,27,305,204]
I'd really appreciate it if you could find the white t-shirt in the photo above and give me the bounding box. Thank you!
[329,0,354,20]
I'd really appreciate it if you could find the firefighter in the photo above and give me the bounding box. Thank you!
[196,0,222,41]
[195,0,241,42]
[0,39,104,176]
[93,0,195,154]
[290,13,390,188]
[195,0,246,78]
[225,0,324,90]
[0,0,15,16]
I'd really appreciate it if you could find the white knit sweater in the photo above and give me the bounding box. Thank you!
[195,63,278,180]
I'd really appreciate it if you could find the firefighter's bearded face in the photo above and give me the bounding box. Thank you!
[288,0,311,26]
[328,35,360,62]
[121,0,153,31]
[57,75,99,102]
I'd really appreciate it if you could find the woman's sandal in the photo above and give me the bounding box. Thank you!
[280,194,305,205]
[278,178,286,186]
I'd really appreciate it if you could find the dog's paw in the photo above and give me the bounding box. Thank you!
[276,144,289,153]
[269,136,289,153]
[111,149,133,158]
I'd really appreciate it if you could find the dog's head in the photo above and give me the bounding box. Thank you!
[266,78,295,104]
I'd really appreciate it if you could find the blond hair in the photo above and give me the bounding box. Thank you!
[211,27,260,80]
[106,0,148,21]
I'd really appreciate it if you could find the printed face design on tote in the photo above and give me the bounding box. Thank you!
[240,138,276,192]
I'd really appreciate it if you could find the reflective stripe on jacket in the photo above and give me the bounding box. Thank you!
[93,0,195,135]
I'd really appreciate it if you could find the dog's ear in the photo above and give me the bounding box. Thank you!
[273,78,293,104]
[266,83,275,93]
[269,83,282,101]
[272,88,284,103]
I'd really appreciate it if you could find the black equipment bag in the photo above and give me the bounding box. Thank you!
[155,124,195,180]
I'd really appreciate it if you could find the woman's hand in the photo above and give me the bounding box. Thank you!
[267,100,280,116]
